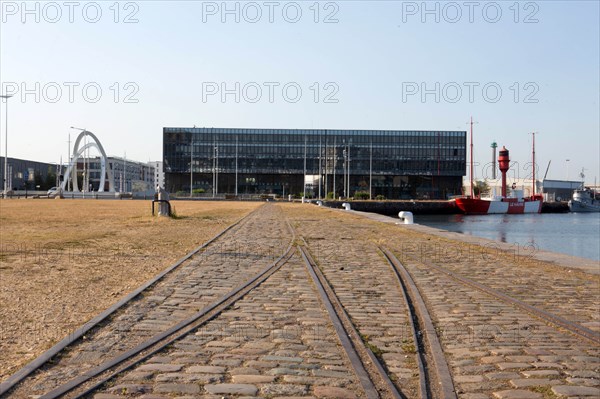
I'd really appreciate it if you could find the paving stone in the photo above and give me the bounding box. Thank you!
[211,358,243,367]
[481,356,505,364]
[137,364,183,372]
[155,373,222,383]
[520,370,560,377]
[510,379,552,388]
[565,377,600,386]
[231,375,277,383]
[455,375,486,383]
[107,384,151,394]
[229,367,261,375]
[204,384,259,395]
[551,385,600,396]
[268,367,309,376]
[492,389,542,399]
[497,363,532,371]
[121,371,155,381]
[186,365,226,374]
[262,355,304,363]
[312,369,353,378]
[154,383,201,394]
[313,386,357,399]
[532,362,564,369]
[260,384,308,396]
[563,370,598,378]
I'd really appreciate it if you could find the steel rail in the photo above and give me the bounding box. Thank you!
[0,204,265,397]
[380,247,457,399]
[298,245,403,399]
[43,235,297,399]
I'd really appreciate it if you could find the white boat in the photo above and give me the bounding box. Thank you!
[568,189,600,213]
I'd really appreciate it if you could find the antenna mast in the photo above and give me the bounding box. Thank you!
[532,132,535,196]
[531,132,538,196]
[470,117,474,197]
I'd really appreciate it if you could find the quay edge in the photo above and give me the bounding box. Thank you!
[321,200,569,215]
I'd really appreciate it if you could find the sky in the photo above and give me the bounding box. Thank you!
[1,0,599,184]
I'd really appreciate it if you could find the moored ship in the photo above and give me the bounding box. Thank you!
[454,119,542,215]
[568,188,600,213]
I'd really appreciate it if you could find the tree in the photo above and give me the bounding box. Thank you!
[44,172,57,189]
[473,180,490,197]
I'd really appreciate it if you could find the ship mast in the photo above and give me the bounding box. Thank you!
[470,117,474,198]
[532,132,535,196]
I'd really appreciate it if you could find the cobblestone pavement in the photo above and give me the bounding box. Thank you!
[391,237,600,333]
[8,204,292,398]
[390,255,599,399]
[91,251,365,398]
[5,203,599,399]
[281,205,599,399]
[296,234,421,396]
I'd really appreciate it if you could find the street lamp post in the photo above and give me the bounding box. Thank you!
[212,143,219,197]
[369,141,372,200]
[566,159,570,180]
[343,147,347,199]
[303,135,307,199]
[235,136,238,196]
[190,139,193,197]
[347,141,351,199]
[1,95,14,194]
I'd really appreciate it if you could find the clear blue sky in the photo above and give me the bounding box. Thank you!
[1,1,598,183]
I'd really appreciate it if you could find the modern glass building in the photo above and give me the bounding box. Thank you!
[163,127,466,199]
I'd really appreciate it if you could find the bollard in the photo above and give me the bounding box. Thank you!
[157,186,171,216]
[398,211,414,224]
[342,203,351,211]
[316,200,323,206]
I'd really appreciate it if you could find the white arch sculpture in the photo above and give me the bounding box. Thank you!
[61,130,116,192]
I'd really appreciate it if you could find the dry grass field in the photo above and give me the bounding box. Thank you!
[0,199,260,380]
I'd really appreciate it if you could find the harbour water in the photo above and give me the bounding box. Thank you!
[415,213,600,261]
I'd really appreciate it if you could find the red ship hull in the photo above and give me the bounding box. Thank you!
[454,197,542,215]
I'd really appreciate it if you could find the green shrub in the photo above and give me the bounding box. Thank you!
[192,188,205,194]
[375,194,386,200]
[354,191,370,200]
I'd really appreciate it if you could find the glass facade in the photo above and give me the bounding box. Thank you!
[163,127,466,199]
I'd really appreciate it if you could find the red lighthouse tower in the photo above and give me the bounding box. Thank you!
[498,146,510,197]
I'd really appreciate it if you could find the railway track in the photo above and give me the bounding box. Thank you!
[41,237,296,399]
[3,203,597,398]
[391,232,600,335]
[395,252,600,346]
[1,204,293,398]
[3,206,459,398]
[296,236,458,399]
[281,206,599,398]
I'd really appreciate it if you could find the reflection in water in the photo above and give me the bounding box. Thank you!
[415,213,600,261]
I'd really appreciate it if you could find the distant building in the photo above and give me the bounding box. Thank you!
[82,156,155,192]
[163,127,467,199]
[0,157,58,191]
[150,161,165,189]
[477,177,541,198]
[542,179,584,202]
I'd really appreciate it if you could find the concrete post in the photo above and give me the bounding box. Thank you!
[157,185,170,216]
